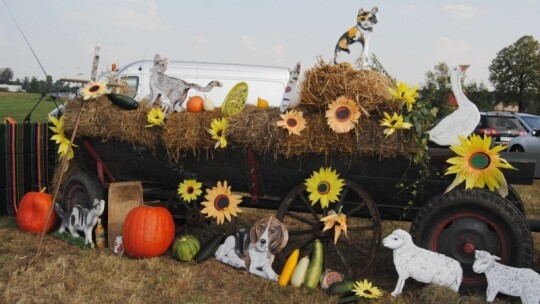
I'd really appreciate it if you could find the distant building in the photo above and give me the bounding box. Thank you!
[0,84,25,92]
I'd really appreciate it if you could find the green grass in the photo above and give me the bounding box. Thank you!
[0,92,60,123]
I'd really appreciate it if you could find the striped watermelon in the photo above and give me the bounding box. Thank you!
[172,234,201,261]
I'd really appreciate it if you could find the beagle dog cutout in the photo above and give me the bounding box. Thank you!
[215,216,289,280]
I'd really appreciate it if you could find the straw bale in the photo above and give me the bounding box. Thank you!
[300,61,399,115]
[162,109,223,162]
[63,96,162,148]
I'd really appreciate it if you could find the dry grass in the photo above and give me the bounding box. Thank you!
[2,181,539,304]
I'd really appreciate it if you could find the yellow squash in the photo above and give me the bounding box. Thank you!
[278,249,300,286]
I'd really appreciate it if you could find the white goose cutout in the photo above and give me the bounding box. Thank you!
[428,65,481,146]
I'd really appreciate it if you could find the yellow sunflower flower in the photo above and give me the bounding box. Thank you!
[304,167,345,208]
[325,96,361,133]
[48,115,77,160]
[352,279,383,299]
[201,181,242,225]
[445,134,516,197]
[320,209,348,244]
[209,118,228,149]
[81,80,109,100]
[380,112,413,137]
[276,110,306,136]
[146,107,165,127]
[177,179,203,203]
[389,81,419,111]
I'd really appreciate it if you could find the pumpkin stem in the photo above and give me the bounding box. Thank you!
[40,187,47,193]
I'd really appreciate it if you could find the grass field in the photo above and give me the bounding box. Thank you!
[1,181,539,304]
[0,92,60,123]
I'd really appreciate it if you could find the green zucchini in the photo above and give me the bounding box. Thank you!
[327,280,356,295]
[194,233,226,263]
[303,239,323,289]
[107,93,139,110]
[337,295,361,304]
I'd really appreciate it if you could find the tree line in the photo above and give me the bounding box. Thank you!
[2,35,539,113]
[0,68,74,94]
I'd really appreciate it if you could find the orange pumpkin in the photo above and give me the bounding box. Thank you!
[186,96,204,113]
[16,188,56,233]
[122,206,175,258]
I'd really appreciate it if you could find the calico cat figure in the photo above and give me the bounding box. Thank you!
[279,61,302,113]
[333,6,378,69]
[55,199,105,247]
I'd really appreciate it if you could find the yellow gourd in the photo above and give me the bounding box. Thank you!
[278,249,300,286]
[257,97,269,109]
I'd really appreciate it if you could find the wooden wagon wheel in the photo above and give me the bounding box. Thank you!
[276,179,382,279]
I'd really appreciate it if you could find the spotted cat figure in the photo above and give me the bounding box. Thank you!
[333,6,378,69]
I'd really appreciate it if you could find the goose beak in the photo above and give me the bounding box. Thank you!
[459,65,470,72]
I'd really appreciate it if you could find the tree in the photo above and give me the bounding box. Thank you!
[0,68,14,84]
[418,62,453,118]
[463,81,493,111]
[489,35,540,112]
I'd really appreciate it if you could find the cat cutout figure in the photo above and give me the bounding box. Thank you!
[279,61,302,113]
[55,199,105,247]
[333,6,378,69]
[148,54,222,113]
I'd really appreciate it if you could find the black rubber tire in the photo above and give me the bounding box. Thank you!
[276,180,382,280]
[410,189,533,292]
[62,171,105,211]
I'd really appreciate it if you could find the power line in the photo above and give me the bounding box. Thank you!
[2,0,49,79]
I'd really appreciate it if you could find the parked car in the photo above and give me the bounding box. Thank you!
[511,112,540,133]
[474,111,526,145]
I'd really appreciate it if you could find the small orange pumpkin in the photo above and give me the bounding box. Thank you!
[16,188,56,233]
[186,96,204,113]
[122,206,175,258]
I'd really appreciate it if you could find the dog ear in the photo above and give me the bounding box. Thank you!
[269,220,289,255]
[250,221,259,244]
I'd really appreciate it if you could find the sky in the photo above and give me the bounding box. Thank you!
[1,0,539,88]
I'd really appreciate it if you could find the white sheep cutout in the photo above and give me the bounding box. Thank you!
[472,250,540,304]
[383,229,463,296]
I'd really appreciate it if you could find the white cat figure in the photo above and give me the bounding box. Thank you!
[55,198,105,247]
[279,61,302,113]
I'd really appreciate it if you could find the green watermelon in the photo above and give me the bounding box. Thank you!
[172,234,201,261]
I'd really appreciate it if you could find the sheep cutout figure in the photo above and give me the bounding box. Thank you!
[473,250,540,304]
[383,229,463,297]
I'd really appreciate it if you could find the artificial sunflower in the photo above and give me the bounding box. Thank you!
[80,80,109,100]
[445,134,516,197]
[177,179,202,203]
[49,115,77,160]
[276,110,306,136]
[325,96,361,133]
[201,180,242,225]
[352,279,383,299]
[209,118,228,148]
[304,167,345,208]
[389,81,419,111]
[380,112,413,137]
[146,107,165,127]
[320,209,348,244]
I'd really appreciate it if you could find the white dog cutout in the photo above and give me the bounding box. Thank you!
[215,216,288,281]
[383,229,463,297]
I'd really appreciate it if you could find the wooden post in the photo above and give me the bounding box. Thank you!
[90,44,101,82]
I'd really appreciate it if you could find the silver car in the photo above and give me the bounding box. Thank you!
[508,113,540,178]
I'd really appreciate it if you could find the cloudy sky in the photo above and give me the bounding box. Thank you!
[1,0,539,88]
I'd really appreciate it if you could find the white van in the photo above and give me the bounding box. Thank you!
[108,60,291,108]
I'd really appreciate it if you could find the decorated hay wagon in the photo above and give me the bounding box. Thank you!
[46,60,538,292]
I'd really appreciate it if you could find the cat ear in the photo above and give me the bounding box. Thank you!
[154,54,161,61]
[358,8,365,15]
[372,7,378,13]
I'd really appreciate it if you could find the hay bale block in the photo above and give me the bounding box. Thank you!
[300,61,398,115]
